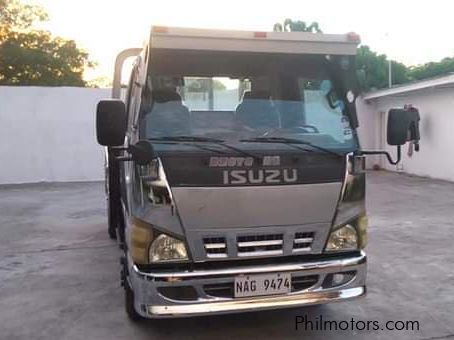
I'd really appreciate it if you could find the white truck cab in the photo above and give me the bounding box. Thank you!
[95,26,420,319]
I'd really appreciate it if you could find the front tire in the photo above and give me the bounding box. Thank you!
[107,197,117,240]
[106,147,121,240]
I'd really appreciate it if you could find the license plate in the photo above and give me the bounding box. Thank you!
[234,273,291,298]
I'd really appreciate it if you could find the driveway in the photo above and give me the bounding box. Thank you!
[0,171,453,339]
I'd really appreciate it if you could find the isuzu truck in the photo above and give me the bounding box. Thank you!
[95,26,420,320]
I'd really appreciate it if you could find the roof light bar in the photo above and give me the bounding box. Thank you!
[347,32,361,43]
[152,26,169,34]
[253,31,267,38]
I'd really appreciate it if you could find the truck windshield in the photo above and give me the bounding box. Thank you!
[139,50,358,152]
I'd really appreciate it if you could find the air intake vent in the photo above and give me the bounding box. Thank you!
[292,275,319,291]
[237,234,283,257]
[204,283,233,298]
[203,237,227,258]
[293,232,314,252]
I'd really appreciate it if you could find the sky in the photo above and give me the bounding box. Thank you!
[33,0,454,82]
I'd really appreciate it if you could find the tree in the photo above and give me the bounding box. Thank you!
[356,46,409,90]
[212,79,227,90]
[407,57,454,81]
[0,0,48,31]
[86,76,113,88]
[272,20,411,91]
[273,19,322,33]
[0,0,94,86]
[186,78,226,92]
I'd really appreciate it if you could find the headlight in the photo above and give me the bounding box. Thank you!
[325,224,358,252]
[149,234,188,263]
[129,217,188,264]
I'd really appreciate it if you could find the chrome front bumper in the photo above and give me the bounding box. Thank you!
[129,251,367,318]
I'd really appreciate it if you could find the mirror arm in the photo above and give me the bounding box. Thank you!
[361,145,401,165]
[108,146,132,162]
[116,155,133,162]
[111,146,128,151]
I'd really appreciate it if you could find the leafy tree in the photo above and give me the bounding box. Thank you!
[273,19,322,33]
[408,57,454,81]
[86,76,113,88]
[0,0,48,31]
[274,19,454,90]
[212,79,227,90]
[0,0,94,86]
[356,46,409,90]
[272,20,411,91]
[186,78,226,92]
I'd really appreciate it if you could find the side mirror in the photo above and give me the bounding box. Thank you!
[128,141,156,165]
[96,100,127,146]
[362,107,420,165]
[387,108,420,146]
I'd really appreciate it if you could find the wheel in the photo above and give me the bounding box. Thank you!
[125,279,144,322]
[107,197,117,240]
[106,148,121,240]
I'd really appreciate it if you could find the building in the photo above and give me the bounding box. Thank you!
[357,74,454,182]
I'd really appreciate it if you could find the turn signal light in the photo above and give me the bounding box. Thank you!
[129,217,154,264]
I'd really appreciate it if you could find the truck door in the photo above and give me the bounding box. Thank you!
[121,64,141,218]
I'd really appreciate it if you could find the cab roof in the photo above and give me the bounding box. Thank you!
[149,26,360,56]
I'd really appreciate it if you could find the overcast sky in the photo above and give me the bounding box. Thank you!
[34,0,454,81]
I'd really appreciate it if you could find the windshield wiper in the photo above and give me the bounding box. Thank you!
[148,136,261,160]
[148,136,225,143]
[148,136,228,154]
[239,137,345,158]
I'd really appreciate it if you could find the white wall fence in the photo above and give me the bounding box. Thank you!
[1,86,453,184]
[357,88,454,182]
[0,87,110,184]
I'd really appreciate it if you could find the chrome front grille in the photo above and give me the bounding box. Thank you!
[237,234,283,257]
[203,237,227,258]
[293,232,314,253]
[197,226,325,261]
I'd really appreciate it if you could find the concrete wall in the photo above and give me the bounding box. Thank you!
[355,96,382,169]
[1,85,453,184]
[357,87,454,182]
[0,87,109,184]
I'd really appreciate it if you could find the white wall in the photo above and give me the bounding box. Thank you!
[1,85,453,184]
[0,87,110,184]
[357,87,454,182]
[356,97,382,169]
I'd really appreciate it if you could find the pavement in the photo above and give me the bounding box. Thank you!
[0,171,453,340]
